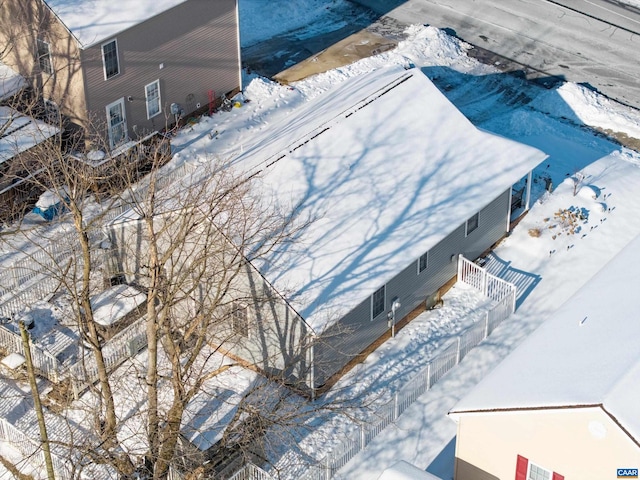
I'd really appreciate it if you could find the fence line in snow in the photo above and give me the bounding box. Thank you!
[69,313,148,398]
[0,417,71,479]
[231,256,516,480]
[0,160,197,319]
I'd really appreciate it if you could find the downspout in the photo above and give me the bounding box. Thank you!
[525,170,533,211]
[235,0,243,91]
[507,187,513,234]
[309,333,316,401]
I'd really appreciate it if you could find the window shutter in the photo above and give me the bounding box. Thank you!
[515,455,528,480]
[552,473,564,480]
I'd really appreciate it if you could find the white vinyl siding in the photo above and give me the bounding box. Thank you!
[102,39,120,80]
[145,80,161,119]
[106,98,127,148]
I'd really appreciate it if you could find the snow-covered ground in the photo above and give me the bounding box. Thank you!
[3,1,640,479]
[172,4,640,479]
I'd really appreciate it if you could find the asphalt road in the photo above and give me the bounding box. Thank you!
[354,0,640,109]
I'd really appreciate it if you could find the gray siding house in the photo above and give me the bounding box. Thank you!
[0,0,241,149]
[108,67,546,395]
[231,66,546,393]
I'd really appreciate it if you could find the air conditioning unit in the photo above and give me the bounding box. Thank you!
[126,334,146,356]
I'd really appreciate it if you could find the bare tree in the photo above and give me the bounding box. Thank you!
[0,104,349,479]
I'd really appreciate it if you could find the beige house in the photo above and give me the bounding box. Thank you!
[449,234,640,480]
[0,0,241,149]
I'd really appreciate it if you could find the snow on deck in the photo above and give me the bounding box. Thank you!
[0,60,26,101]
[45,0,189,47]
[0,107,60,165]
[242,66,547,330]
[90,284,146,327]
[450,231,640,441]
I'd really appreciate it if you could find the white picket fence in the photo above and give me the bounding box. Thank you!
[232,255,516,480]
[0,417,71,479]
[69,313,148,397]
[295,255,516,480]
[457,254,517,309]
[0,160,197,320]
[0,324,63,382]
[227,463,274,480]
[0,309,147,392]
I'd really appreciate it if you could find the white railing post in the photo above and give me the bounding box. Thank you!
[482,269,488,297]
[426,362,431,390]
[360,424,366,449]
[394,392,399,420]
[456,336,461,364]
[484,312,490,338]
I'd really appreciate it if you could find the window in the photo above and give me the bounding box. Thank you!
[371,285,385,320]
[528,463,551,480]
[102,39,120,79]
[106,98,127,148]
[43,99,59,124]
[145,80,161,119]
[37,39,53,74]
[232,303,249,337]
[418,251,428,273]
[515,455,563,480]
[465,212,479,236]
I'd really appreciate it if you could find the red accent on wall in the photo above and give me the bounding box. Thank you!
[516,455,529,480]
[552,473,564,480]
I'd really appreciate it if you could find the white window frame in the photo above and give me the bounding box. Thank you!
[231,303,249,337]
[37,39,53,75]
[102,39,120,80]
[418,251,429,274]
[145,80,161,119]
[106,98,127,149]
[371,285,386,320]
[465,212,479,237]
[527,462,552,480]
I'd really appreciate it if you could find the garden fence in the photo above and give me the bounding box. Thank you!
[292,255,516,480]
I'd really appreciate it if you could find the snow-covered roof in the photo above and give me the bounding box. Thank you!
[181,385,243,450]
[0,61,26,101]
[243,67,546,329]
[45,0,190,47]
[90,284,146,327]
[180,364,270,451]
[0,107,60,165]
[377,461,443,480]
[450,232,640,442]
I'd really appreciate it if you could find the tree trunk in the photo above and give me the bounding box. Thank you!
[72,208,134,474]
[19,322,56,480]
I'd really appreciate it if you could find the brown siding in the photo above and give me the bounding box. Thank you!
[81,0,240,144]
[454,458,499,480]
[0,0,87,129]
